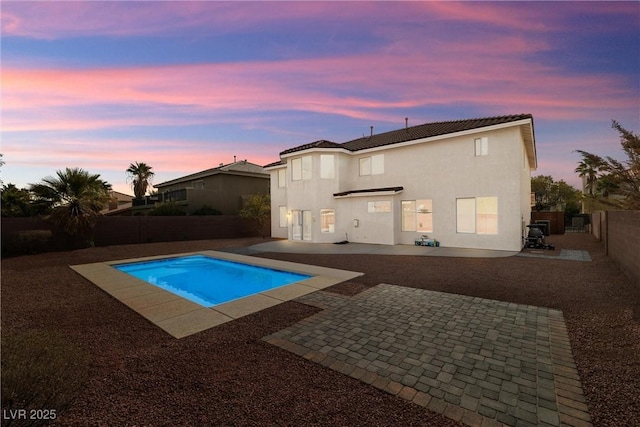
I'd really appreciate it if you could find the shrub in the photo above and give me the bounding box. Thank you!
[192,205,222,215]
[1,330,90,426]
[2,230,53,257]
[239,194,270,238]
[147,201,186,216]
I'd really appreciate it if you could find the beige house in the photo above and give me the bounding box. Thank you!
[151,160,269,215]
[265,115,536,251]
[101,191,134,215]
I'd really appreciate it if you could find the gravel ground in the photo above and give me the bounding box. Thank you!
[2,234,638,426]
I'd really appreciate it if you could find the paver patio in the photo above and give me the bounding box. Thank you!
[264,284,593,427]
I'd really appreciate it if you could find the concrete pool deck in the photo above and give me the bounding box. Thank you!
[246,240,520,258]
[264,285,592,427]
[70,250,363,339]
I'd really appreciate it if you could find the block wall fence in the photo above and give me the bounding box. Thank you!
[2,216,270,256]
[591,210,640,284]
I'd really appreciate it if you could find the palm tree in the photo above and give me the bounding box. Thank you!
[574,151,603,197]
[126,162,154,199]
[29,168,111,235]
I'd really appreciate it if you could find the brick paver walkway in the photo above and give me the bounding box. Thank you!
[517,249,592,262]
[263,284,592,427]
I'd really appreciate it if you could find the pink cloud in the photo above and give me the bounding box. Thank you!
[0,2,392,40]
[421,1,639,33]
[3,39,634,136]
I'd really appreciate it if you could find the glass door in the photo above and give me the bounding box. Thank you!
[292,210,302,240]
[292,210,312,241]
[302,210,312,241]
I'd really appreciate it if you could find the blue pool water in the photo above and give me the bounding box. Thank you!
[115,255,311,307]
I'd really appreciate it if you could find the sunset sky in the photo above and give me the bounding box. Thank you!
[1,1,638,195]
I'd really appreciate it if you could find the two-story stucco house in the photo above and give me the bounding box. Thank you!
[264,114,536,251]
[152,160,269,215]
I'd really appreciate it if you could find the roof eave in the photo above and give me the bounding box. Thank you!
[279,146,351,159]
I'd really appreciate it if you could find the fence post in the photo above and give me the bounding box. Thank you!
[604,211,608,256]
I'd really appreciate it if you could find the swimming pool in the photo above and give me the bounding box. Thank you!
[115,255,311,307]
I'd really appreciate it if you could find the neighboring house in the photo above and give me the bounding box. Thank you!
[151,160,270,214]
[265,115,536,251]
[101,191,134,216]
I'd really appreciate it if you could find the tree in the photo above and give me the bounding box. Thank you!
[531,175,581,212]
[1,184,32,217]
[239,194,270,238]
[574,152,603,197]
[575,120,640,210]
[29,168,111,236]
[126,162,154,199]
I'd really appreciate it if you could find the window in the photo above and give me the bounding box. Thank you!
[302,155,312,180]
[402,199,433,232]
[192,180,204,189]
[359,157,371,176]
[368,201,391,213]
[416,199,433,232]
[279,206,287,228]
[456,197,498,234]
[321,154,335,179]
[277,169,286,188]
[476,197,498,234]
[372,154,384,175]
[359,154,384,175]
[475,137,488,156]
[291,156,312,181]
[456,198,476,233]
[292,158,302,181]
[320,209,335,233]
[402,201,416,231]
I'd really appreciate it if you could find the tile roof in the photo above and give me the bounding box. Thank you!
[280,140,342,156]
[155,160,267,188]
[280,114,533,156]
[263,160,286,169]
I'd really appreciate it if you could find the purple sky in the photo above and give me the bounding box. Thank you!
[2,1,638,195]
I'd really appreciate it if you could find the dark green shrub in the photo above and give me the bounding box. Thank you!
[2,230,53,257]
[1,330,90,426]
[191,205,222,215]
[147,201,186,216]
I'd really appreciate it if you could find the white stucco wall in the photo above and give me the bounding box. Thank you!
[269,121,535,251]
[269,168,288,239]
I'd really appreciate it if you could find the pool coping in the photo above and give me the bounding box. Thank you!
[70,250,364,339]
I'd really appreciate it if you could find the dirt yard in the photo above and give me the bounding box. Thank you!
[2,234,638,426]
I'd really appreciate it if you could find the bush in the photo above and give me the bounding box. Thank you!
[191,205,222,215]
[1,230,53,257]
[147,201,186,216]
[1,330,90,426]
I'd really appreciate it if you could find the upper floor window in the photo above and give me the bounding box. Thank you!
[359,154,384,176]
[192,180,204,190]
[291,155,312,181]
[321,154,335,179]
[277,169,286,188]
[475,137,488,156]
